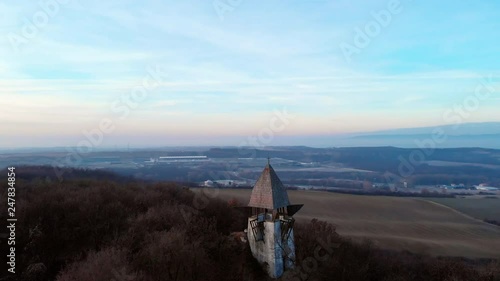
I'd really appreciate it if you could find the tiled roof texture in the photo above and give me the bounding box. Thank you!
[248,164,291,209]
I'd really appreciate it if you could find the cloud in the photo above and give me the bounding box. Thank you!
[0,0,499,147]
[394,96,425,105]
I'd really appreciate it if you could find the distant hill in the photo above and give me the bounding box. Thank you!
[357,122,500,136]
[340,122,500,149]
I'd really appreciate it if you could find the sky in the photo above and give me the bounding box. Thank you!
[0,0,499,148]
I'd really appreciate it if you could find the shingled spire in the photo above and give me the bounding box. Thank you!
[248,162,290,210]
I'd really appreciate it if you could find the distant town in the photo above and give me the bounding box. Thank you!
[2,146,499,197]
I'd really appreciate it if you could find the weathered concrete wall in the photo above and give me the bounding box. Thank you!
[272,222,284,278]
[284,229,296,270]
[247,218,295,278]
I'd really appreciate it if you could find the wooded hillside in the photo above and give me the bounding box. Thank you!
[1,166,499,281]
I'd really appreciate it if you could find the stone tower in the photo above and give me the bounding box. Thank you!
[246,161,303,278]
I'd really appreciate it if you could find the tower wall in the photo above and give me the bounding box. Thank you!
[284,228,296,270]
[247,218,295,278]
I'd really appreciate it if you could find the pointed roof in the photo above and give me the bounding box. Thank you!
[248,163,290,209]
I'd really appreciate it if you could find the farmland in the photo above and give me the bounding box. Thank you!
[426,197,500,221]
[210,189,500,259]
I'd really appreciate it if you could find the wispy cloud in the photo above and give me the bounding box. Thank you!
[1,0,499,147]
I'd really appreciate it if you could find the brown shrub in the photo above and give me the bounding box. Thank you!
[56,247,136,281]
[134,228,213,281]
[4,167,498,281]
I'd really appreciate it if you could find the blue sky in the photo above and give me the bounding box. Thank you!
[0,0,499,147]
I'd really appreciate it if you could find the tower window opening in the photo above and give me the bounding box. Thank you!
[249,217,265,242]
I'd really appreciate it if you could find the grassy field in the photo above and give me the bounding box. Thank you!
[426,197,500,221]
[207,189,500,259]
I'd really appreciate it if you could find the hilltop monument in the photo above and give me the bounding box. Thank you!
[246,160,303,278]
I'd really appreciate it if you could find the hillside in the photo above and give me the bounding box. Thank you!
[214,189,500,258]
[1,167,499,281]
[2,147,500,187]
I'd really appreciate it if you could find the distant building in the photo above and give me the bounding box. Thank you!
[157,156,208,162]
[439,184,467,190]
[475,184,499,191]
